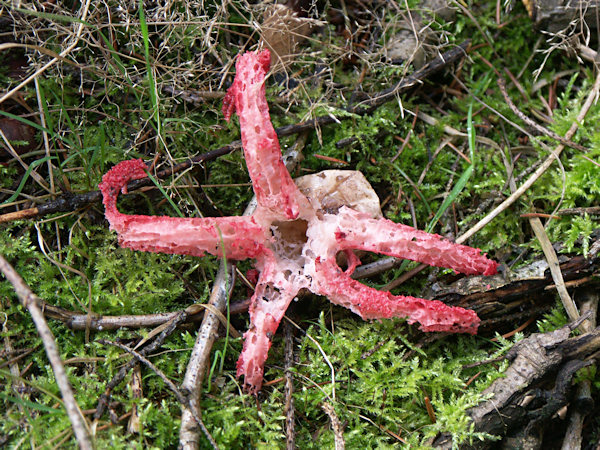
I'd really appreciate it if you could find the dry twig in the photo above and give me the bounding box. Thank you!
[497,77,587,152]
[284,320,296,450]
[24,295,249,331]
[178,261,236,450]
[93,310,187,420]
[0,255,93,450]
[456,65,600,244]
[434,314,599,449]
[561,289,598,450]
[322,402,345,450]
[99,339,218,450]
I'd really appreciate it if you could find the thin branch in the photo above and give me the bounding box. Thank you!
[35,295,249,331]
[348,41,470,115]
[99,339,218,450]
[0,255,93,450]
[284,320,296,450]
[457,66,600,244]
[561,288,598,450]
[497,77,587,151]
[382,262,428,291]
[0,41,470,224]
[557,206,600,216]
[94,310,187,420]
[179,258,236,450]
[0,143,239,224]
[322,402,345,450]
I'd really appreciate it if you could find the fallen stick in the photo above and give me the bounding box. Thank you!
[433,314,599,449]
[322,402,345,450]
[561,288,598,450]
[456,61,600,244]
[100,339,218,450]
[40,299,249,331]
[0,255,93,450]
[0,41,469,224]
[93,310,188,421]
[179,261,236,450]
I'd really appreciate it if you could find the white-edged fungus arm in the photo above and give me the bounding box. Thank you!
[222,50,309,219]
[331,207,497,276]
[99,159,267,260]
[312,256,480,334]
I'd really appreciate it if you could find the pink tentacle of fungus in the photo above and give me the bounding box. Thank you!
[236,269,306,390]
[99,159,268,260]
[311,256,480,334]
[222,49,310,220]
[330,206,497,276]
[100,48,498,395]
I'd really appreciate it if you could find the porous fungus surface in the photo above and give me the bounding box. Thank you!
[99,49,497,394]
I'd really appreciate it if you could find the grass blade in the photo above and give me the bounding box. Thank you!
[2,156,53,205]
[426,103,476,232]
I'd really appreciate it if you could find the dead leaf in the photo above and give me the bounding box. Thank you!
[259,4,317,70]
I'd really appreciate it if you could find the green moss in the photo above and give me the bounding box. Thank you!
[2,0,600,447]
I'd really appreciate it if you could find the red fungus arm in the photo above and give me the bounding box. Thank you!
[313,257,480,334]
[236,265,302,393]
[331,207,497,276]
[223,49,308,219]
[99,159,267,260]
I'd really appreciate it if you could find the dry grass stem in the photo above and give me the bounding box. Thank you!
[457,65,600,244]
[529,217,579,322]
[0,0,92,105]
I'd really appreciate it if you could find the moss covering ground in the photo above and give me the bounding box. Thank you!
[0,1,599,448]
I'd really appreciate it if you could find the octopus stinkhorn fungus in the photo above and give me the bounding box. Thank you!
[99,49,497,394]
